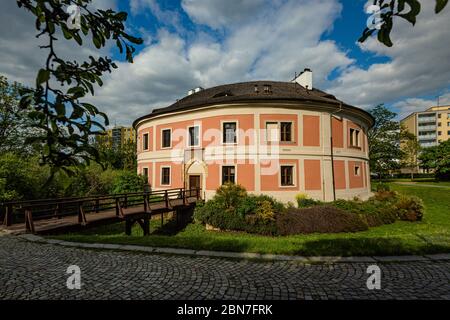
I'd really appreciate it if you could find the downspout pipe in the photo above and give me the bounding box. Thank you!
[330,102,343,201]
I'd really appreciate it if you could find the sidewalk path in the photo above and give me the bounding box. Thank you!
[1,235,449,300]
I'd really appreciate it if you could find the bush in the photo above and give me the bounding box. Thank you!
[295,193,322,208]
[111,170,146,194]
[375,182,390,192]
[395,195,424,221]
[276,206,369,235]
[214,183,247,210]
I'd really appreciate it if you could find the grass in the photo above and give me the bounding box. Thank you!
[49,183,450,256]
[386,178,450,187]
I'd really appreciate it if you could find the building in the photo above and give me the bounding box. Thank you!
[401,105,450,148]
[133,69,374,202]
[97,126,136,148]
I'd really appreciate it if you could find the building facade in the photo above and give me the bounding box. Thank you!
[401,105,450,148]
[97,126,136,148]
[133,71,374,203]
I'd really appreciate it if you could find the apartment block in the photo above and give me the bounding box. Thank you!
[401,105,450,148]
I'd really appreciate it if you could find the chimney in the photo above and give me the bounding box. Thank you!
[187,86,204,96]
[292,68,313,90]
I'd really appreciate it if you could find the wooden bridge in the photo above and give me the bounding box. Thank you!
[0,188,201,235]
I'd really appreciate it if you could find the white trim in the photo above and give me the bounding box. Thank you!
[220,164,237,185]
[279,163,297,188]
[220,120,239,145]
[187,124,201,148]
[160,127,172,149]
[142,132,150,151]
[160,165,171,186]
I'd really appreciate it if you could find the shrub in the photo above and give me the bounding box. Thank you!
[276,206,369,235]
[214,183,247,210]
[395,195,424,221]
[295,193,321,208]
[111,171,147,194]
[375,183,391,192]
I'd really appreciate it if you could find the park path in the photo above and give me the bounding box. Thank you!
[0,235,449,300]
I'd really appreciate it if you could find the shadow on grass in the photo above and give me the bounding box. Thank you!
[298,236,450,256]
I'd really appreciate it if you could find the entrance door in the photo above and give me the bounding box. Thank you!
[188,175,201,197]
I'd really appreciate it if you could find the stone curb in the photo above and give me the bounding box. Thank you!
[15,234,450,263]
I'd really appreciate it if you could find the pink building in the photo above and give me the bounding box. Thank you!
[133,70,374,202]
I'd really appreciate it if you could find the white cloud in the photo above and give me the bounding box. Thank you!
[328,1,450,109]
[393,93,450,120]
[91,0,353,124]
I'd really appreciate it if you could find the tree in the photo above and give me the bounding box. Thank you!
[368,104,403,180]
[419,140,450,180]
[0,76,37,155]
[16,0,142,174]
[360,0,448,47]
[400,128,421,180]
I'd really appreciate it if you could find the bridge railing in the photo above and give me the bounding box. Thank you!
[1,188,201,229]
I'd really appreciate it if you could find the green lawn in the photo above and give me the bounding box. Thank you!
[50,183,450,256]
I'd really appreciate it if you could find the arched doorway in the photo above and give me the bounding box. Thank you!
[184,160,208,195]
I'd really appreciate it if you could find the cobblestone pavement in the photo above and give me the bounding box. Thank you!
[0,235,449,300]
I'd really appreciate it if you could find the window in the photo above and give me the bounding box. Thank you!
[280,165,294,186]
[162,129,171,148]
[354,165,360,176]
[448,130,450,135]
[280,122,292,142]
[188,126,199,147]
[223,122,237,144]
[448,114,450,119]
[438,114,441,118]
[161,167,170,185]
[263,84,272,94]
[448,122,450,126]
[266,122,279,142]
[349,128,360,147]
[222,166,235,184]
[438,131,442,135]
[438,122,442,127]
[143,167,148,177]
[143,133,149,150]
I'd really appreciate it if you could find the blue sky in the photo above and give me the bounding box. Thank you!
[1,0,450,125]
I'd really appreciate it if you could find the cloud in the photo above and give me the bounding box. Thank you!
[328,1,450,109]
[393,93,450,120]
[181,0,268,29]
[91,0,353,125]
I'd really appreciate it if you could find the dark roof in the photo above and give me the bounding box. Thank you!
[133,81,374,128]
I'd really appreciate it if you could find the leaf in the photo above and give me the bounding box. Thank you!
[435,0,449,13]
[397,0,421,25]
[36,69,50,86]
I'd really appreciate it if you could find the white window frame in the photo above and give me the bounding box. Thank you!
[349,128,361,148]
[221,120,239,145]
[160,166,171,186]
[142,133,149,151]
[279,164,297,188]
[161,128,172,149]
[354,165,361,177]
[187,125,201,148]
[220,164,237,185]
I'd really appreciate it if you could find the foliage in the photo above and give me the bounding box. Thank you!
[111,171,146,194]
[194,186,283,235]
[0,76,38,155]
[93,137,137,171]
[295,193,322,208]
[0,152,145,201]
[400,128,421,180]
[419,139,450,180]
[276,206,369,235]
[395,195,424,221]
[214,183,247,210]
[16,0,142,172]
[368,104,403,180]
[375,182,391,192]
[359,0,449,47]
